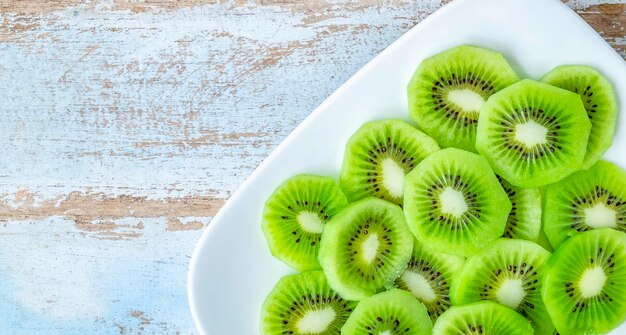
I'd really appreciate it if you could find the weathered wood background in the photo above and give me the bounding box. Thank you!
[0,0,623,333]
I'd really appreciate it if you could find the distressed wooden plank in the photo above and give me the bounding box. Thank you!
[0,0,623,333]
[576,3,626,56]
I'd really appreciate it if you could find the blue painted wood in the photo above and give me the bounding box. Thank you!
[0,0,622,333]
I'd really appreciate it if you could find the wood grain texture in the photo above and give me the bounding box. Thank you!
[0,0,623,333]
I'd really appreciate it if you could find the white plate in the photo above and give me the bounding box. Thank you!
[188,0,626,333]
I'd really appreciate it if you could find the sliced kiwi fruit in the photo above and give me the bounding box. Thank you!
[543,160,626,249]
[475,79,592,188]
[542,229,626,334]
[340,119,440,206]
[341,289,432,335]
[536,226,554,253]
[407,45,519,152]
[450,238,553,334]
[404,148,511,257]
[496,175,542,241]
[262,174,348,271]
[432,301,534,335]
[318,197,413,300]
[541,65,618,169]
[260,271,357,335]
[392,239,464,322]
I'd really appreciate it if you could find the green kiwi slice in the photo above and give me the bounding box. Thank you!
[541,65,618,169]
[543,160,626,249]
[262,174,348,271]
[340,119,440,206]
[536,226,554,253]
[496,175,542,241]
[318,197,413,300]
[432,301,534,335]
[475,79,592,188]
[260,271,357,335]
[404,148,511,257]
[392,239,464,322]
[407,45,519,152]
[450,238,553,334]
[341,289,433,335]
[542,229,626,334]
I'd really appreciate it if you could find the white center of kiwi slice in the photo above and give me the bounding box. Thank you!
[296,307,336,334]
[514,120,548,147]
[439,187,468,218]
[579,266,607,298]
[584,203,617,228]
[379,331,392,335]
[381,158,405,198]
[447,88,486,113]
[400,271,437,303]
[496,278,526,309]
[361,233,380,265]
[297,211,325,234]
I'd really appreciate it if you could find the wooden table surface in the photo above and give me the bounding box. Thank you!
[0,0,623,333]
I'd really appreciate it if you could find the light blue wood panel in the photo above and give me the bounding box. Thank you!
[0,0,622,333]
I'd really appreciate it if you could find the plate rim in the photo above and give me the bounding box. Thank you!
[187,0,625,333]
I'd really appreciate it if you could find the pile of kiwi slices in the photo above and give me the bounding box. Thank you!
[258,44,625,335]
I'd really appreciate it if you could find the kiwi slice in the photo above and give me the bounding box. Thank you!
[536,226,554,253]
[542,229,626,334]
[340,119,440,206]
[496,175,542,241]
[432,301,534,335]
[541,65,618,169]
[392,239,464,321]
[450,238,553,334]
[475,79,592,188]
[260,271,357,335]
[341,289,433,335]
[318,197,413,300]
[543,160,626,249]
[407,45,519,152]
[262,174,348,271]
[403,148,511,257]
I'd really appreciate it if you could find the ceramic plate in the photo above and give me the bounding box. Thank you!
[188,0,626,333]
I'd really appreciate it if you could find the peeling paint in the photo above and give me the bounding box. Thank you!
[166,217,205,231]
[576,3,626,56]
[0,190,224,224]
